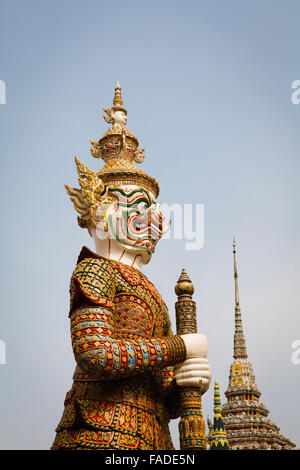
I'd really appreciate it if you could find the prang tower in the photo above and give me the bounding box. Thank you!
[221,240,295,450]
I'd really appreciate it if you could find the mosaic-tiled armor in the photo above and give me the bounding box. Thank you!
[51,247,186,450]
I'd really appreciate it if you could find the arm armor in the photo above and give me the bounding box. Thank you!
[69,257,186,380]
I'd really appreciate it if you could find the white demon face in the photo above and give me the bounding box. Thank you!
[98,186,169,263]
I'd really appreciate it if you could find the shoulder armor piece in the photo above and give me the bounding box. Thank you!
[70,256,116,312]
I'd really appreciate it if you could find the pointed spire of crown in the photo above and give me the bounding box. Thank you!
[232,239,248,359]
[113,80,126,111]
[91,82,150,180]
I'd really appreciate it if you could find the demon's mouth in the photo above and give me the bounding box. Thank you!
[129,210,163,241]
[132,218,148,232]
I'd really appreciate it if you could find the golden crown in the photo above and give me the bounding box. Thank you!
[65,82,159,229]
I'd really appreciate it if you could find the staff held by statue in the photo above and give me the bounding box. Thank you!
[175,269,208,450]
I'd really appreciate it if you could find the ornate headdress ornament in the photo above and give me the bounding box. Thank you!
[65,157,115,228]
[66,83,159,229]
[113,81,123,106]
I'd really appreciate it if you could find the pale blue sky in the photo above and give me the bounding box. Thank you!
[0,0,299,449]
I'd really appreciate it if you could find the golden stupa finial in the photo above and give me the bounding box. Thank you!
[175,269,195,297]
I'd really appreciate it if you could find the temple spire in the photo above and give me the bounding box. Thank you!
[209,381,229,450]
[232,239,248,359]
[222,239,295,449]
[233,237,239,306]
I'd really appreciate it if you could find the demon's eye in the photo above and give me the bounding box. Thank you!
[137,201,148,213]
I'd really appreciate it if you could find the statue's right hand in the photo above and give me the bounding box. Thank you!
[180,333,208,359]
[174,357,211,392]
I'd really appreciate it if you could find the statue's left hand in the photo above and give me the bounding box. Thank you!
[174,357,211,393]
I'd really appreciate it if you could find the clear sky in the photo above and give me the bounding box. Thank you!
[0,0,299,449]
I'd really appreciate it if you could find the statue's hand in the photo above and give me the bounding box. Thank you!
[175,334,211,393]
[174,358,211,393]
[180,333,208,358]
